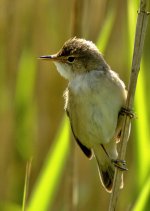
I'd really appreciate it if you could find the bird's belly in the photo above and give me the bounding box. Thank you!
[67,71,125,148]
[69,95,119,148]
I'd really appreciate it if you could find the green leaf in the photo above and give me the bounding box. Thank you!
[127,0,149,188]
[0,202,21,211]
[97,6,116,52]
[134,62,150,187]
[132,177,150,211]
[15,49,37,159]
[27,116,70,211]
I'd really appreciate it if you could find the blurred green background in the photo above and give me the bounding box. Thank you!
[0,0,150,210]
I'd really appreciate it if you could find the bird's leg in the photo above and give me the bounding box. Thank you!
[112,107,135,170]
[111,159,128,171]
[119,107,135,119]
[101,145,128,171]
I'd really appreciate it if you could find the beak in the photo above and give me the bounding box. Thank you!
[38,54,58,60]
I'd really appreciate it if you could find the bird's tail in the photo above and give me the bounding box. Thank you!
[93,143,123,192]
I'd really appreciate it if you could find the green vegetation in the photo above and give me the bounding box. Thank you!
[0,1,149,210]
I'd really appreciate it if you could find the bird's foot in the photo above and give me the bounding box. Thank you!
[111,159,128,171]
[119,107,136,119]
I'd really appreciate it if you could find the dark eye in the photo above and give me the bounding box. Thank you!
[67,56,75,63]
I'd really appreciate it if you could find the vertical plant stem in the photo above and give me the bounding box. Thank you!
[22,158,32,211]
[109,1,149,210]
[71,0,85,37]
[67,137,78,211]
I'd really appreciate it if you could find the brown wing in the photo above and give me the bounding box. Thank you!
[66,110,92,158]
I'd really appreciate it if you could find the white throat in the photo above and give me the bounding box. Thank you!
[54,62,74,80]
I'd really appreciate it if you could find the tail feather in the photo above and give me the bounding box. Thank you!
[93,143,123,192]
[100,166,114,192]
[95,154,115,192]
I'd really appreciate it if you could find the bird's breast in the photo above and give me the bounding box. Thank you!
[65,70,126,147]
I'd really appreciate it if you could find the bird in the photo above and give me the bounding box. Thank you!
[39,37,127,192]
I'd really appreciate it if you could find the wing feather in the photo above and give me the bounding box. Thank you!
[66,110,92,158]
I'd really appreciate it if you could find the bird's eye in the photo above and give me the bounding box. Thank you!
[67,56,75,63]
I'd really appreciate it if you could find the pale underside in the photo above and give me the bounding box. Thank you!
[54,58,126,191]
[65,69,126,149]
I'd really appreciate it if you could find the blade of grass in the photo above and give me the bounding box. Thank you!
[15,49,37,159]
[134,62,150,187]
[27,116,70,211]
[128,0,150,189]
[132,177,150,211]
[0,202,21,211]
[97,5,116,52]
[22,158,32,211]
